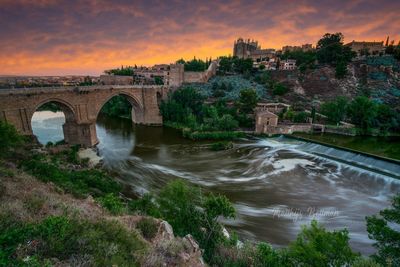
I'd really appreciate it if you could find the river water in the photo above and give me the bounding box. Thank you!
[32,111,400,255]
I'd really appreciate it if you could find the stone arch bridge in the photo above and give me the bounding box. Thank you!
[0,85,168,147]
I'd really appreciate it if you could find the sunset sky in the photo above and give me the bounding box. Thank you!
[1,0,399,76]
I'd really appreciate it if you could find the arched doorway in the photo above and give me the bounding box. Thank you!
[31,100,76,145]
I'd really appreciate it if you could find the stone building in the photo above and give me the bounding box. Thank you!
[233,38,276,61]
[280,59,297,70]
[255,110,278,133]
[345,41,384,56]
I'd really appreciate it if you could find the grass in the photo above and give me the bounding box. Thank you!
[292,132,400,160]
[0,213,145,266]
[20,155,121,198]
[137,217,159,240]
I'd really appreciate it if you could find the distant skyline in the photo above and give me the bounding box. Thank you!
[1,0,399,76]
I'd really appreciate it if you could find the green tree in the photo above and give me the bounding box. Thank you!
[156,180,235,262]
[272,83,289,96]
[104,65,134,76]
[347,96,378,133]
[100,95,132,119]
[0,121,23,156]
[160,87,204,123]
[288,220,359,267]
[154,76,163,85]
[320,96,349,124]
[366,194,400,266]
[236,88,259,114]
[316,33,355,65]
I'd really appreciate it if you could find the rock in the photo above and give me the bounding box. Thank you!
[183,234,200,253]
[158,221,174,241]
[78,148,103,168]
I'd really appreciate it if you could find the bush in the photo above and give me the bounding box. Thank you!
[137,217,158,239]
[97,193,125,215]
[129,193,161,218]
[366,194,400,266]
[0,214,145,266]
[272,83,288,96]
[0,121,24,157]
[287,220,359,266]
[21,157,121,198]
[210,141,233,151]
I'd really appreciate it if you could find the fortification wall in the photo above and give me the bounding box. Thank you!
[99,75,133,85]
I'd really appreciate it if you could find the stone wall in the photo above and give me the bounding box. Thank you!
[260,124,313,135]
[324,125,356,136]
[99,75,133,85]
[183,60,218,84]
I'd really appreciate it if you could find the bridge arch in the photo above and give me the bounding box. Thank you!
[30,99,78,145]
[31,98,76,123]
[96,92,145,124]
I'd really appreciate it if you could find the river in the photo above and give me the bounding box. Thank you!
[32,111,400,255]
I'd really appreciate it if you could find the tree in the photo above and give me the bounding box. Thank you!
[236,88,259,114]
[320,96,349,125]
[272,83,289,96]
[366,194,400,266]
[347,96,377,133]
[288,220,359,267]
[154,76,163,85]
[0,121,23,156]
[316,33,355,65]
[375,104,398,133]
[104,66,134,76]
[159,87,204,124]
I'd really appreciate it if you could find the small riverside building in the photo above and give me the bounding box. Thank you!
[255,110,278,134]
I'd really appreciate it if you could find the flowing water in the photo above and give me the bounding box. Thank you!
[32,111,400,255]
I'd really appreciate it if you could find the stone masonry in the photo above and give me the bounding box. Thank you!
[0,85,167,147]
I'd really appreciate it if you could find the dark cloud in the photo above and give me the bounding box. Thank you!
[0,0,398,75]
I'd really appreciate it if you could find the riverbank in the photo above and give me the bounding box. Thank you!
[0,140,205,266]
[290,132,400,162]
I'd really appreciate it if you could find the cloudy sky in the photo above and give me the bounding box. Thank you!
[1,0,399,75]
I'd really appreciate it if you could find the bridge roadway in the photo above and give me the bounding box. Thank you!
[0,85,169,147]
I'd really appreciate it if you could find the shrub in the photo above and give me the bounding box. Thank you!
[366,194,400,266]
[210,141,233,151]
[0,121,24,157]
[128,193,161,218]
[0,214,145,266]
[287,220,359,266]
[137,217,158,239]
[21,157,121,198]
[272,83,288,96]
[97,193,125,215]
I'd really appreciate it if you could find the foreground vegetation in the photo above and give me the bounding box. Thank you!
[1,120,399,266]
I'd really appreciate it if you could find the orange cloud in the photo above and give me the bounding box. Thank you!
[0,0,399,75]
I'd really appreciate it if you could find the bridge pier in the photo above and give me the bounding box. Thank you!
[63,122,98,147]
